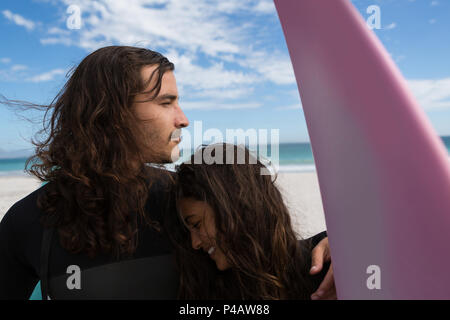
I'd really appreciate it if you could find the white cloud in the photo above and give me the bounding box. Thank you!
[47,26,70,36]
[388,52,406,63]
[181,101,261,110]
[168,51,260,91]
[11,65,28,71]
[53,0,242,56]
[194,88,254,100]
[407,78,450,110]
[215,0,248,14]
[1,63,66,82]
[2,10,36,30]
[33,0,298,109]
[0,60,29,81]
[41,1,291,85]
[253,0,276,14]
[40,37,74,46]
[275,104,302,111]
[214,0,275,15]
[241,50,296,85]
[27,68,66,82]
[165,50,261,105]
[385,23,397,30]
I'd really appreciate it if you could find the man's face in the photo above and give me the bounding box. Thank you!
[133,65,189,163]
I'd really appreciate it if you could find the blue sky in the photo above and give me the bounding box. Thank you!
[1,0,449,154]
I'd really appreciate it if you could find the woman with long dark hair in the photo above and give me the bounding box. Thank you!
[168,143,330,299]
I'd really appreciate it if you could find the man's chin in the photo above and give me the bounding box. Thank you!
[170,145,181,162]
[146,155,175,164]
[143,143,180,164]
[145,150,179,165]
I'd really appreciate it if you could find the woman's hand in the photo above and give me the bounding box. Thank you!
[309,237,337,300]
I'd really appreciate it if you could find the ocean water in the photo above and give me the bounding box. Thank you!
[0,158,31,176]
[2,136,450,175]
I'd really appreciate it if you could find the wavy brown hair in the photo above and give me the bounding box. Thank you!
[166,143,316,299]
[3,46,174,258]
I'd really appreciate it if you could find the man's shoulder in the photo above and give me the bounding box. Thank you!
[0,183,48,262]
[143,167,176,220]
[146,166,175,196]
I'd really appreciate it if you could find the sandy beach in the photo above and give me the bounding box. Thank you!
[0,172,327,238]
[275,172,327,238]
[0,175,42,220]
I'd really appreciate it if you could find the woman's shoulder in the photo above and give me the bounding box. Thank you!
[303,230,327,247]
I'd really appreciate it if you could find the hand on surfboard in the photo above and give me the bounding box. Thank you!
[310,237,337,300]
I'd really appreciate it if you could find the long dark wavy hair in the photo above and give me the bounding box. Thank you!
[2,46,174,258]
[166,143,316,299]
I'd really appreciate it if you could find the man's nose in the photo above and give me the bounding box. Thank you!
[175,103,189,128]
[191,232,202,250]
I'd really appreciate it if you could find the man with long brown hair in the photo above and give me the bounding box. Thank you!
[0,46,334,299]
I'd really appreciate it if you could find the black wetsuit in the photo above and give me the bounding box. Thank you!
[0,171,328,300]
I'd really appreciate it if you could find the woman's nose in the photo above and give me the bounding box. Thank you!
[191,232,202,250]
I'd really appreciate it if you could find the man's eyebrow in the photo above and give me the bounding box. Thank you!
[155,94,178,102]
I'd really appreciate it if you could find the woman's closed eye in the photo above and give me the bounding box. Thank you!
[192,221,201,230]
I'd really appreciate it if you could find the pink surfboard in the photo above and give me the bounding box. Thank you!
[274,0,450,299]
